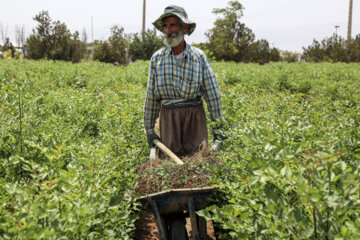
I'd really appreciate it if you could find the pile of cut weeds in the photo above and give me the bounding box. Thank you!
[135,149,222,195]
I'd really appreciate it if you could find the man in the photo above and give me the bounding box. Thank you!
[144,5,224,157]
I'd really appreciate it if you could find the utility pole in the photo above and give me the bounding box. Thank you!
[91,16,94,43]
[142,0,146,40]
[347,0,353,42]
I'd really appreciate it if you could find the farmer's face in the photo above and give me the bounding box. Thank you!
[162,16,188,47]
[163,16,182,36]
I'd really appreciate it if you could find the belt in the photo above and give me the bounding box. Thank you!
[161,97,203,109]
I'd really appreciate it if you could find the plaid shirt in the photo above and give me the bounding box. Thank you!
[144,42,223,135]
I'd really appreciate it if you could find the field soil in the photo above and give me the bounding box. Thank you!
[134,210,217,240]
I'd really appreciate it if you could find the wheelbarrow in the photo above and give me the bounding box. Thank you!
[137,139,216,240]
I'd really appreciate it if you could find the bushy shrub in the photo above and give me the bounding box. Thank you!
[1,38,15,57]
[3,50,23,60]
[128,28,163,62]
[2,50,12,59]
[280,51,300,63]
[303,34,360,62]
[93,26,128,64]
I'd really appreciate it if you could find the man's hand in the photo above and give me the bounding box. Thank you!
[211,128,226,152]
[147,133,160,148]
[211,140,222,152]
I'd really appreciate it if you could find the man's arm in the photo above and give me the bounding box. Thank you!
[200,55,223,123]
[144,59,161,136]
[200,55,226,146]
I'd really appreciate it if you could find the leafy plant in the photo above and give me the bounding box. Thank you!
[1,59,359,239]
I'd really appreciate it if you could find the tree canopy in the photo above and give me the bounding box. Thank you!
[26,11,85,62]
[303,34,360,62]
[128,29,163,62]
[93,26,128,64]
[205,0,279,63]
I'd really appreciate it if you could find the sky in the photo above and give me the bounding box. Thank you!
[1,0,359,53]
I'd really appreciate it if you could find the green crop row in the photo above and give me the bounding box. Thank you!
[1,59,359,239]
[0,60,149,239]
[201,62,360,239]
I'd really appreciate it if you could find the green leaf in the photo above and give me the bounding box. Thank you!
[296,174,308,192]
[310,191,321,202]
[197,209,212,221]
[340,225,348,236]
[222,205,237,219]
[267,165,278,176]
[304,225,314,238]
[109,193,123,207]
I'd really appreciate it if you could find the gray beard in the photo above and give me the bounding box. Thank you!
[163,31,184,47]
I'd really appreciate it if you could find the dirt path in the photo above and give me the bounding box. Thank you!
[134,210,217,240]
[134,211,159,240]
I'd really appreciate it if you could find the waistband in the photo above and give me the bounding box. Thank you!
[161,97,203,109]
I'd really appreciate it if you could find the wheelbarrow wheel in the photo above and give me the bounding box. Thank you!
[170,220,188,240]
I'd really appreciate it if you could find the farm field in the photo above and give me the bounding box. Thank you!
[1,59,360,239]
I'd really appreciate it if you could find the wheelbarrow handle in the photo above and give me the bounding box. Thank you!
[153,139,184,165]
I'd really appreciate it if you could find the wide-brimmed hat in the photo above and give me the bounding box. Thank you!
[152,5,196,35]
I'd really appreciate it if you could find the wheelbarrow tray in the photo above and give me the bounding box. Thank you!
[138,186,216,215]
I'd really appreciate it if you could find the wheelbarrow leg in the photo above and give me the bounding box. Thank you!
[151,200,168,240]
[188,197,200,240]
[198,216,207,240]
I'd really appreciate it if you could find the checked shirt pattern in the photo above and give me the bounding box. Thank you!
[144,43,223,134]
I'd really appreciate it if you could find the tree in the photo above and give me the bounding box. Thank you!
[26,35,43,59]
[302,34,360,63]
[245,39,272,64]
[109,25,128,64]
[81,27,88,44]
[93,25,129,64]
[302,39,324,62]
[205,0,278,63]
[93,41,113,63]
[128,28,163,61]
[26,10,85,61]
[50,20,72,60]
[0,23,8,44]
[69,31,84,63]
[269,48,280,62]
[2,38,15,57]
[15,25,26,47]
[348,34,360,62]
[29,11,53,58]
[206,0,254,61]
